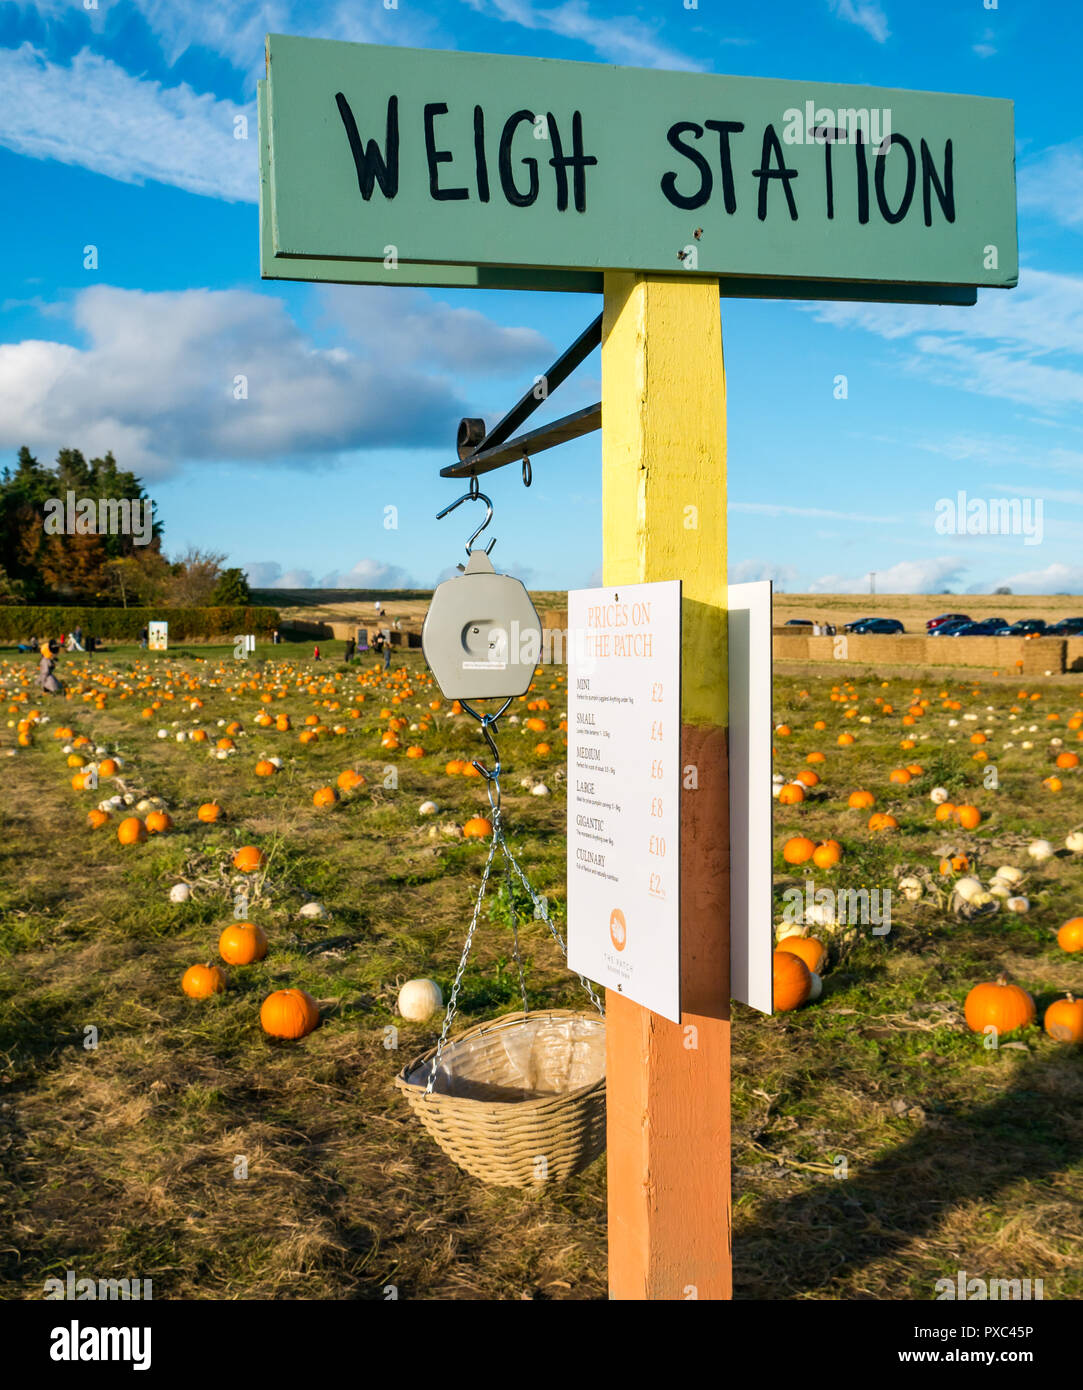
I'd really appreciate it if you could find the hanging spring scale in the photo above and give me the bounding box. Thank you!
[419,482,603,1094]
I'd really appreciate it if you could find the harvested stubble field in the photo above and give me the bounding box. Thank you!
[0,641,1080,1300]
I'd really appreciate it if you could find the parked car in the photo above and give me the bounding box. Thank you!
[846,617,905,634]
[784,618,813,626]
[929,619,973,636]
[926,612,971,631]
[992,619,1047,637]
[1046,617,1083,636]
[946,619,1007,637]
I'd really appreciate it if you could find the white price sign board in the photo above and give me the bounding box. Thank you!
[148,621,168,652]
[566,580,682,1023]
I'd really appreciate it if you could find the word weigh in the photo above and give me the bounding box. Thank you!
[335,95,957,228]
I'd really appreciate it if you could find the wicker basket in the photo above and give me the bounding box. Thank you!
[395,1009,606,1188]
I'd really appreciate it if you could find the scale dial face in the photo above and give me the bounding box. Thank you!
[422,552,542,700]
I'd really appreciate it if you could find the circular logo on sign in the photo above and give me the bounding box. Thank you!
[609,908,627,952]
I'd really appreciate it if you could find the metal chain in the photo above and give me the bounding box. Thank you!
[423,709,605,1097]
[499,837,605,1017]
[424,822,500,1095]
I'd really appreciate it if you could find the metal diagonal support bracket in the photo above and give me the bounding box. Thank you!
[440,313,602,480]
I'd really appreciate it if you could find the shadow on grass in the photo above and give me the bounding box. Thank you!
[735,1053,1082,1299]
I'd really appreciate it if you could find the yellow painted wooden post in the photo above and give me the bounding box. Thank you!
[601,271,731,1300]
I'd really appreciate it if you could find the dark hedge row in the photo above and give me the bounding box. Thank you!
[0,606,280,641]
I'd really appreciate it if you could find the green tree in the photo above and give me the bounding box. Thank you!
[212,567,251,605]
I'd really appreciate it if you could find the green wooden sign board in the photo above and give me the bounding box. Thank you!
[260,34,1016,304]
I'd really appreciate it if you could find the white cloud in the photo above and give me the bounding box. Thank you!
[460,0,705,69]
[1018,139,1083,232]
[827,0,890,44]
[992,561,1083,594]
[805,269,1083,413]
[0,44,255,202]
[0,286,480,475]
[729,559,799,585]
[730,501,893,524]
[807,556,965,594]
[318,286,552,373]
[316,558,420,588]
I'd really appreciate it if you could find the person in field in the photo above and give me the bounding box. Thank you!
[38,641,63,695]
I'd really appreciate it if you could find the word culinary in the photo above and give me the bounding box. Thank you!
[43,492,154,546]
[335,95,957,227]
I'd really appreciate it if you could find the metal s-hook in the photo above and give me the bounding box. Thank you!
[436,481,497,558]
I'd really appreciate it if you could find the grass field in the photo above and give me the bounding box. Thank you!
[1,642,1080,1300]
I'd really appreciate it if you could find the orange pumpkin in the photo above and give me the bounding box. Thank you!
[778,936,827,974]
[87,808,110,829]
[535,742,552,755]
[868,812,899,832]
[1056,917,1083,953]
[964,974,1036,1036]
[233,845,266,873]
[773,950,812,1012]
[889,768,912,785]
[782,836,816,865]
[218,922,268,965]
[934,802,956,823]
[811,840,841,869]
[405,745,425,759]
[463,816,493,839]
[848,790,875,809]
[198,801,222,822]
[255,759,276,777]
[337,769,364,791]
[955,804,982,830]
[313,786,337,808]
[260,988,319,1039]
[1044,993,1083,1044]
[778,783,805,805]
[445,759,465,775]
[117,816,147,846]
[182,963,226,998]
[98,758,118,778]
[1055,751,1080,769]
[145,810,172,834]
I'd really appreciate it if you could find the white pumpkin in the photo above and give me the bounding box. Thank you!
[157,728,169,739]
[994,864,1024,885]
[970,891,996,909]
[954,876,984,904]
[418,801,439,816]
[899,876,923,902]
[806,971,823,1002]
[298,901,327,920]
[930,787,949,804]
[122,793,135,806]
[1066,831,1083,854]
[1027,839,1055,863]
[1006,896,1030,914]
[775,923,806,942]
[988,880,1012,898]
[520,776,534,789]
[169,883,192,904]
[531,783,551,796]
[175,731,187,742]
[398,978,443,1022]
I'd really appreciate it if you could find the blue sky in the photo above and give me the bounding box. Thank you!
[0,0,1080,595]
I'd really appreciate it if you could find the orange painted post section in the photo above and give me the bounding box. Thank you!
[601,272,731,1300]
